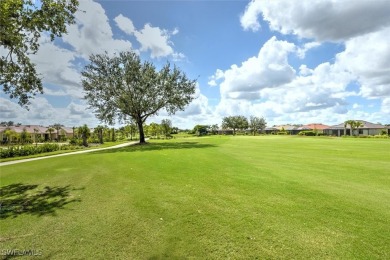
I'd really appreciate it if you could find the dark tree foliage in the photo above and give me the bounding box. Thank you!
[81,51,197,143]
[0,0,79,107]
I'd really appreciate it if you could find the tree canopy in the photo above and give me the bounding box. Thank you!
[81,51,197,143]
[249,116,267,135]
[222,115,248,135]
[0,0,79,107]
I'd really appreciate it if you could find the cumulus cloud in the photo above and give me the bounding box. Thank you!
[240,0,390,41]
[227,0,390,126]
[211,37,296,100]
[134,23,185,59]
[0,98,22,119]
[114,14,136,35]
[30,38,82,98]
[0,97,99,127]
[336,27,390,99]
[296,42,320,59]
[62,0,132,58]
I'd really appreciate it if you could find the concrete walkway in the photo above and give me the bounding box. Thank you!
[0,141,140,167]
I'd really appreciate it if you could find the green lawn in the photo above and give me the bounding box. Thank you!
[1,136,389,259]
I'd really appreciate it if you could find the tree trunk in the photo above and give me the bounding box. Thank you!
[137,120,146,143]
[99,129,103,144]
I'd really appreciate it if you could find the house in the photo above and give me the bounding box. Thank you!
[324,120,386,136]
[301,123,330,134]
[0,125,78,143]
[264,127,279,134]
[58,127,75,140]
[0,125,50,142]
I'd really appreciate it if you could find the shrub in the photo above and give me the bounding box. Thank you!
[298,131,316,136]
[0,143,83,159]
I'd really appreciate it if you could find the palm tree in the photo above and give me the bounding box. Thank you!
[343,121,348,136]
[94,125,104,144]
[354,121,364,136]
[51,123,64,141]
[78,124,91,147]
[46,127,55,141]
[33,128,39,144]
[344,120,355,136]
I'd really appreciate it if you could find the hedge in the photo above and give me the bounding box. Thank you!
[0,144,83,159]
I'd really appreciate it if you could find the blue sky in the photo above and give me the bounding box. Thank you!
[1,0,390,128]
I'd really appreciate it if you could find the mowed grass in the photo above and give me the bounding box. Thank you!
[0,136,389,259]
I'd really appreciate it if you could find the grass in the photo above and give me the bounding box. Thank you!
[0,136,389,259]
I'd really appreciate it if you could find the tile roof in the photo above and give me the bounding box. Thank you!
[303,123,330,130]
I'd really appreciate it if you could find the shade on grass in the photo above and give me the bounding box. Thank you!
[0,136,389,259]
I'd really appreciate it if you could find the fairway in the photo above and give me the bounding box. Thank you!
[1,136,389,259]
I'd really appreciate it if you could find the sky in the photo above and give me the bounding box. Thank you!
[1,0,390,129]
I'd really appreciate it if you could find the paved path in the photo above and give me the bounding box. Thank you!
[0,141,140,167]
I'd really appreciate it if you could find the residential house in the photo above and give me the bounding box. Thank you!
[324,120,386,136]
[301,123,330,134]
[0,125,50,143]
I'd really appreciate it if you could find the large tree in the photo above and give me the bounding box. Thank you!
[82,51,197,144]
[249,116,267,136]
[0,0,79,107]
[222,115,249,135]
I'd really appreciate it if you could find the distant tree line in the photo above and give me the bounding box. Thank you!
[189,115,267,136]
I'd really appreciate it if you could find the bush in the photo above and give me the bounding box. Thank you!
[0,143,83,159]
[298,131,316,136]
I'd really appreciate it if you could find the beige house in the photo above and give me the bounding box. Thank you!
[0,125,76,143]
[324,120,387,136]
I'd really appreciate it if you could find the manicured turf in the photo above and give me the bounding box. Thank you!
[1,136,389,259]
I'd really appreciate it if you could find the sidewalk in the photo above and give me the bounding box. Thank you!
[0,141,139,167]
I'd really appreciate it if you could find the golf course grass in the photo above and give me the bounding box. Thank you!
[1,136,389,259]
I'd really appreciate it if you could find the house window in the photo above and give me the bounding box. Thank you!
[359,129,363,134]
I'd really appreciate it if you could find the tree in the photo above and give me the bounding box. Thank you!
[1,0,79,107]
[193,125,208,136]
[78,124,90,147]
[20,128,29,144]
[81,51,196,144]
[126,121,138,140]
[210,124,219,135]
[51,123,63,141]
[222,116,248,135]
[161,119,172,139]
[149,123,161,138]
[249,116,267,136]
[94,125,104,144]
[344,120,356,136]
[354,121,364,136]
[46,127,55,141]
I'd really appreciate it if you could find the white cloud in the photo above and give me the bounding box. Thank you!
[336,27,390,99]
[0,97,100,127]
[134,23,184,59]
[240,0,390,41]
[114,14,136,35]
[212,37,296,100]
[381,98,390,115]
[62,0,132,58]
[240,0,263,32]
[30,39,83,98]
[0,98,22,119]
[297,42,320,59]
